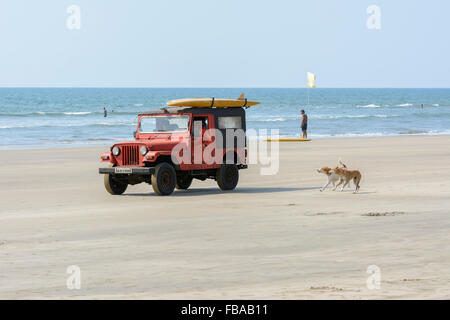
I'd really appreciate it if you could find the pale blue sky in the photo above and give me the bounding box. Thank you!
[0,0,449,87]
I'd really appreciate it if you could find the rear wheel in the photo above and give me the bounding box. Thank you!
[176,175,193,190]
[104,172,128,195]
[151,162,176,195]
[216,164,239,190]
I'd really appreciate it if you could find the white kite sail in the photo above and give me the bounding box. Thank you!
[307,72,316,88]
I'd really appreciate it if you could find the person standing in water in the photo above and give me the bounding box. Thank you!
[103,107,107,117]
[300,109,308,139]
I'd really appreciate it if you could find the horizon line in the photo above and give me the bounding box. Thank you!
[0,86,449,89]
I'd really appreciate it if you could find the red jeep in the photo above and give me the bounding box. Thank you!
[99,105,248,195]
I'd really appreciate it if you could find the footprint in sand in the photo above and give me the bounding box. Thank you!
[386,278,425,284]
[309,286,344,292]
[362,211,405,217]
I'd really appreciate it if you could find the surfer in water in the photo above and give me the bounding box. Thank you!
[103,107,107,117]
[300,109,308,139]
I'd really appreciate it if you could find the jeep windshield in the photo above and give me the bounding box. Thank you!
[139,115,190,133]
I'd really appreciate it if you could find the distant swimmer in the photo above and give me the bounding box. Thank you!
[104,107,107,117]
[300,109,308,139]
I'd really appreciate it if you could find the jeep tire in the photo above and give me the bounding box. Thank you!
[104,173,128,195]
[216,164,239,191]
[151,162,176,195]
[175,175,193,190]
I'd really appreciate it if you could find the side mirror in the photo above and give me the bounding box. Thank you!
[133,131,136,138]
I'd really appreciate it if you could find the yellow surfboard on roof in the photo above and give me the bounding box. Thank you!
[166,93,260,108]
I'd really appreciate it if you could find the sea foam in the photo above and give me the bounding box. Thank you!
[357,104,380,108]
[64,112,91,115]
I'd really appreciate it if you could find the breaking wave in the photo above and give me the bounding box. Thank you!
[396,103,413,107]
[63,112,91,115]
[357,104,380,108]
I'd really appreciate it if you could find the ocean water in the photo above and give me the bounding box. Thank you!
[1,88,449,149]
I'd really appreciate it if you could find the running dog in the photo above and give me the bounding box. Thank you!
[330,166,362,193]
[317,160,347,192]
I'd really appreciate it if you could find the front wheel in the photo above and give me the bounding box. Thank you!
[151,162,176,195]
[216,164,239,191]
[104,173,128,195]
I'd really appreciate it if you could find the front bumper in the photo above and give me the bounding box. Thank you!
[99,167,155,175]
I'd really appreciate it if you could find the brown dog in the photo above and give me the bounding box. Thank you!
[317,160,347,192]
[331,167,362,193]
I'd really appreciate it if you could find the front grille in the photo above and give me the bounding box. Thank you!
[122,145,139,166]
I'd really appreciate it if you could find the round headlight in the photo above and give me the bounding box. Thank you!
[140,145,148,155]
[112,146,120,156]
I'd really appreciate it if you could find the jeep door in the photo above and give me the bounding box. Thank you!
[190,114,216,169]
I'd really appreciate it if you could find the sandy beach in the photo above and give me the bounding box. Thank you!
[1,135,449,299]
